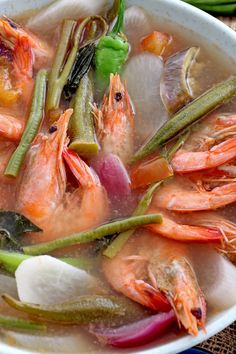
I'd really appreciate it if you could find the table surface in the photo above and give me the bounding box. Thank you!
[196,14,236,354]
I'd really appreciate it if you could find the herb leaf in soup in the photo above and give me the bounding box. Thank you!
[0,211,42,250]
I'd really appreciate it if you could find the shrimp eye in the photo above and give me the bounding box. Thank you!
[191,307,202,320]
[8,19,18,29]
[49,126,57,134]
[114,92,123,102]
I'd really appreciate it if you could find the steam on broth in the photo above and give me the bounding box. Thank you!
[0,0,236,353]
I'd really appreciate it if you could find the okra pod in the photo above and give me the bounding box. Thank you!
[69,72,98,156]
[130,76,236,164]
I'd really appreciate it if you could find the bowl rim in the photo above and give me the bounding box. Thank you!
[0,0,236,353]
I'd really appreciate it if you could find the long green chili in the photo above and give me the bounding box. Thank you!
[0,314,46,332]
[4,70,47,177]
[68,72,98,156]
[130,75,236,164]
[2,294,129,325]
[23,214,162,256]
[197,3,236,14]
[47,17,108,119]
[95,0,129,90]
[0,250,91,274]
[183,1,236,15]
[103,182,163,258]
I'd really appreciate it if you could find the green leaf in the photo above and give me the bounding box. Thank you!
[0,211,42,250]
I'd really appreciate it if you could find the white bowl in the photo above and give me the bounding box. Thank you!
[0,0,235,353]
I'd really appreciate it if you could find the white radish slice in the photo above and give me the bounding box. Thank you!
[6,333,97,353]
[15,255,100,305]
[124,6,153,53]
[188,244,236,310]
[122,53,168,146]
[26,0,108,33]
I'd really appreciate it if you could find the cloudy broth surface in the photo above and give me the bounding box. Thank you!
[0,1,236,353]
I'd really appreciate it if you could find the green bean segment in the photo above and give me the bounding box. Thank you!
[130,76,236,164]
[0,250,91,274]
[23,214,162,256]
[0,314,46,332]
[103,182,163,258]
[4,70,47,177]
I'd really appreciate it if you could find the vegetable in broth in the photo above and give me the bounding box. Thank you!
[0,0,236,352]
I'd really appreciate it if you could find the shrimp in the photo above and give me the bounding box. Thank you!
[172,113,236,173]
[0,140,17,207]
[0,17,53,104]
[0,139,16,182]
[103,231,206,336]
[147,207,222,242]
[0,17,53,68]
[16,109,71,223]
[0,111,24,141]
[93,74,135,164]
[153,175,236,211]
[17,109,109,243]
[188,211,236,264]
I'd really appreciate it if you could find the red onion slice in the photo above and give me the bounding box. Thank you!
[91,153,131,205]
[89,310,176,348]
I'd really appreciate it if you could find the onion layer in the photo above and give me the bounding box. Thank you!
[91,153,131,206]
[89,310,175,348]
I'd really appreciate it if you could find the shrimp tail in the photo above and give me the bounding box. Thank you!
[62,147,98,188]
[127,279,171,312]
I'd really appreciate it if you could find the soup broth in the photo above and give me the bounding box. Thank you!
[0,1,236,353]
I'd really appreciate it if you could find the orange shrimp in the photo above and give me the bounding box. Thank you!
[153,175,236,212]
[172,113,236,173]
[187,211,236,263]
[16,109,71,223]
[147,208,222,242]
[17,109,109,243]
[0,111,24,141]
[93,74,135,164]
[0,139,16,182]
[0,18,53,105]
[103,230,206,336]
[0,140,17,207]
[0,17,53,68]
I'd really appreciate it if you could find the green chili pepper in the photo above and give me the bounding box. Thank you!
[4,70,47,177]
[130,75,236,164]
[2,294,129,325]
[183,1,236,15]
[68,72,99,156]
[0,314,46,332]
[103,181,163,258]
[23,214,162,256]
[95,0,129,90]
[0,250,91,275]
